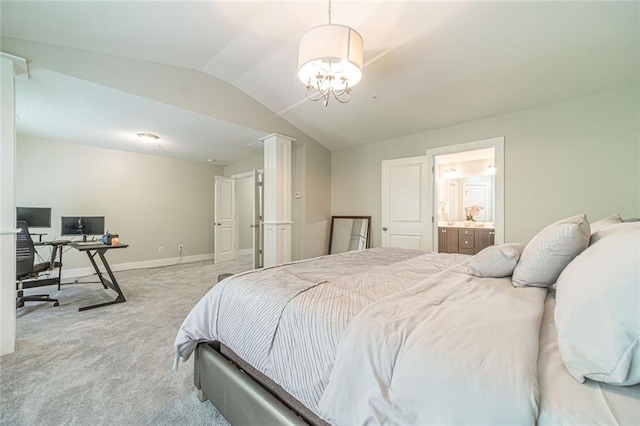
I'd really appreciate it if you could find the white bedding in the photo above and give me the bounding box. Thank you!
[175,248,468,412]
[537,291,640,425]
[175,247,637,425]
[318,264,547,425]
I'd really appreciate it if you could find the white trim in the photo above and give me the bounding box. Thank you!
[236,248,253,256]
[259,133,297,143]
[1,56,17,356]
[427,136,505,249]
[61,253,214,279]
[426,137,504,157]
[231,171,254,179]
[0,52,29,77]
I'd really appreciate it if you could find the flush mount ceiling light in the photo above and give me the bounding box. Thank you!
[137,132,159,144]
[298,0,364,106]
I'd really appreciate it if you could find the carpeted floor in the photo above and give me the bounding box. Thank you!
[1,256,253,425]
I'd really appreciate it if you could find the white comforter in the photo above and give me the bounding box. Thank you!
[318,264,547,425]
[175,248,467,412]
[175,248,547,424]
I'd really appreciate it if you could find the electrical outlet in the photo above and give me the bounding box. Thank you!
[159,246,164,253]
[178,244,183,252]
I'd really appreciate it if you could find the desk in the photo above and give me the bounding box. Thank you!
[70,242,129,311]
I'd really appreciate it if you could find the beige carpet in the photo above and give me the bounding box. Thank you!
[1,256,253,425]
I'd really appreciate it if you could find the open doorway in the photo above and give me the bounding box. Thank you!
[229,170,263,269]
[437,148,495,225]
[427,137,504,253]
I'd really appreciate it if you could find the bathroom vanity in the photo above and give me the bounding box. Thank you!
[437,225,495,255]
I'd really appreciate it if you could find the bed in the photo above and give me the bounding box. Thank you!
[175,214,640,425]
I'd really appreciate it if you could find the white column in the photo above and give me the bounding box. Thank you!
[262,133,296,267]
[0,56,20,355]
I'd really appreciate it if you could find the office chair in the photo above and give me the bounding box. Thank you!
[16,221,60,308]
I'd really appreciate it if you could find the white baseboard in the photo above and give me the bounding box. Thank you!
[237,248,253,256]
[61,253,214,279]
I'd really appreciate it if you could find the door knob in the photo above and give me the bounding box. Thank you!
[216,223,222,226]
[382,227,388,231]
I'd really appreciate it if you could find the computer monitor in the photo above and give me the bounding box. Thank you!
[17,207,52,228]
[61,216,105,241]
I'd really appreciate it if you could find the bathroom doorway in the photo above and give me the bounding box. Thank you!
[427,137,504,252]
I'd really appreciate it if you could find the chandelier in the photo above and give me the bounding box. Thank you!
[297,0,364,106]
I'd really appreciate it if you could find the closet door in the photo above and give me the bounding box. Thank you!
[381,156,433,251]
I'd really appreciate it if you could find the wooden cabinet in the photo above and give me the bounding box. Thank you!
[438,227,459,253]
[458,229,475,255]
[474,229,495,253]
[438,227,494,254]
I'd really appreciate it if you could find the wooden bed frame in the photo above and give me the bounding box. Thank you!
[194,342,328,426]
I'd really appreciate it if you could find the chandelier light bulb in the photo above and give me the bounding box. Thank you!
[297,1,364,106]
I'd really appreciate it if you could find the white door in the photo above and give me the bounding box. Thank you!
[381,156,433,251]
[252,170,263,269]
[214,176,235,264]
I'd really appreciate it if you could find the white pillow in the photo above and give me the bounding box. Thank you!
[467,243,525,278]
[590,221,640,245]
[512,214,590,288]
[590,213,623,235]
[555,226,640,386]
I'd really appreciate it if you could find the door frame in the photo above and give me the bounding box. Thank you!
[231,171,255,257]
[426,136,505,251]
[231,170,264,269]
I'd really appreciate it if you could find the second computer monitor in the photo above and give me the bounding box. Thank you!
[61,216,105,240]
[17,207,52,228]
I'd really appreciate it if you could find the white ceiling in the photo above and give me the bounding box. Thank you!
[2,1,638,164]
[15,69,266,164]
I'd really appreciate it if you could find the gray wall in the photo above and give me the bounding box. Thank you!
[223,155,263,177]
[17,137,223,271]
[332,86,639,247]
[303,141,332,258]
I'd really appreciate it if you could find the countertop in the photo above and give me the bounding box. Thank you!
[438,221,494,229]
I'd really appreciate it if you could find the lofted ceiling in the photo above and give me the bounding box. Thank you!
[1,1,638,165]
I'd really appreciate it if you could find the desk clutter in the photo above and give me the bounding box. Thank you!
[101,232,120,246]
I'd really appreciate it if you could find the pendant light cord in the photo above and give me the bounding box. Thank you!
[328,0,332,24]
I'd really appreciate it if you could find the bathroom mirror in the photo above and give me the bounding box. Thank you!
[439,176,494,222]
[328,216,371,254]
[436,150,496,224]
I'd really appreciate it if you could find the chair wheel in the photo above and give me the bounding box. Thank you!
[54,302,60,307]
